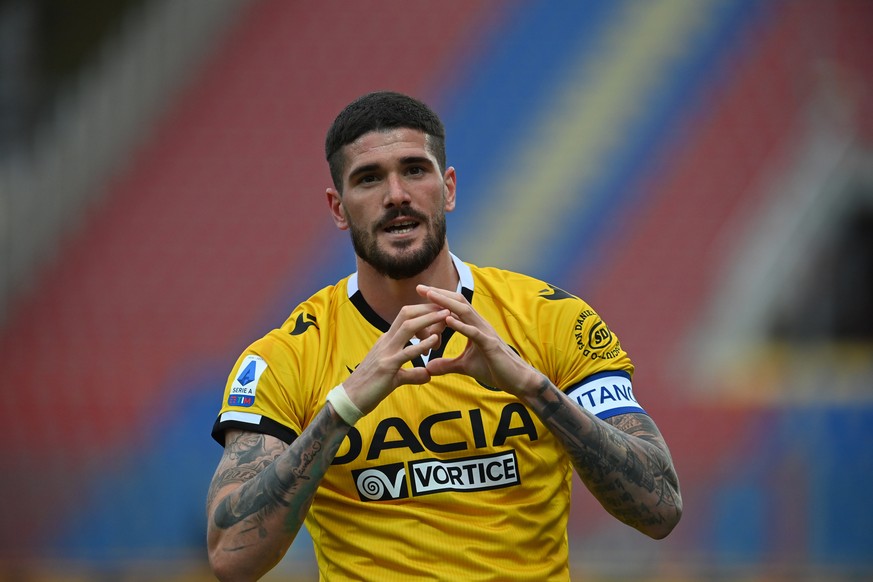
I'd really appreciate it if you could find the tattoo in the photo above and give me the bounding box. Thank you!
[527,381,681,534]
[535,378,563,420]
[208,405,347,540]
[213,443,316,530]
[206,433,283,518]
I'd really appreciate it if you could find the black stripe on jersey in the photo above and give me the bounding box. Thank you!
[350,289,390,332]
[350,286,474,367]
[211,415,298,446]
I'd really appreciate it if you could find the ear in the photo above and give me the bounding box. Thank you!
[326,188,349,230]
[443,166,457,212]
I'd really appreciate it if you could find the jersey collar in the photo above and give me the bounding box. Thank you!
[347,254,474,363]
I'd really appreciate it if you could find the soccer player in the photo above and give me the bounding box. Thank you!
[206,91,682,581]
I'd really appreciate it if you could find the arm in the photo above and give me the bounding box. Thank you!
[418,285,682,539]
[520,380,682,538]
[206,405,349,581]
[206,303,449,581]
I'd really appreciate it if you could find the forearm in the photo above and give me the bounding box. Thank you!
[207,405,350,581]
[521,378,682,539]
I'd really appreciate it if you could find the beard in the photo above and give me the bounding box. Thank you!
[348,204,447,280]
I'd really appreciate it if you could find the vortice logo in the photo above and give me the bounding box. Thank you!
[351,451,520,501]
[352,463,407,501]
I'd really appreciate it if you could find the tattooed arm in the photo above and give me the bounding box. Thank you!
[206,404,349,582]
[207,304,450,581]
[521,379,682,539]
[417,285,682,539]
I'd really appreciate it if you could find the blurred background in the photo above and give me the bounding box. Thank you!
[1,0,871,580]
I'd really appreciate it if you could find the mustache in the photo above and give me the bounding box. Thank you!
[376,207,429,230]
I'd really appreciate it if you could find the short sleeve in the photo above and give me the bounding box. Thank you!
[211,335,302,446]
[545,294,645,419]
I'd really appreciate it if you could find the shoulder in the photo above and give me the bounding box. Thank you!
[276,277,352,334]
[241,277,352,360]
[465,261,588,313]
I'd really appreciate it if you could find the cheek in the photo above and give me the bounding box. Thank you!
[340,203,365,228]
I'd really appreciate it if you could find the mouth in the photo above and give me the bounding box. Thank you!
[382,219,420,235]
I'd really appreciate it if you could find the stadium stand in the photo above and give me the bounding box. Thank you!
[0,0,870,579]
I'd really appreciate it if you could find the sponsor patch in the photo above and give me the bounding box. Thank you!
[353,463,408,501]
[410,450,520,496]
[566,371,645,419]
[227,355,267,408]
[351,451,521,501]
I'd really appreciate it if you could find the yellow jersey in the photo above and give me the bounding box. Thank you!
[212,254,642,581]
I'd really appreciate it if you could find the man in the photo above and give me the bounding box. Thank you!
[206,91,682,581]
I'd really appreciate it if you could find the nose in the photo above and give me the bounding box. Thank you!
[384,173,411,207]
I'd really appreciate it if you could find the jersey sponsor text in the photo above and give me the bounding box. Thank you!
[410,450,519,496]
[351,451,520,501]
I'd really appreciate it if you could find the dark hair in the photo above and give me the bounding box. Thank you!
[325,91,446,191]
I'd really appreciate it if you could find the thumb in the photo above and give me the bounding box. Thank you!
[425,356,463,378]
[397,366,433,386]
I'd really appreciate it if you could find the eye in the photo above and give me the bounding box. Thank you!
[407,166,425,177]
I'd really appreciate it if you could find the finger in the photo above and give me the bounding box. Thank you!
[444,314,485,342]
[389,303,446,330]
[416,319,447,341]
[425,355,462,378]
[390,308,450,346]
[417,287,482,328]
[396,366,432,386]
[416,285,468,311]
[400,332,441,361]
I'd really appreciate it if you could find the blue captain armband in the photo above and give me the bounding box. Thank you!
[565,370,646,420]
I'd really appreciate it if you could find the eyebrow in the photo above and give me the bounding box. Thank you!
[347,156,436,183]
[347,163,380,183]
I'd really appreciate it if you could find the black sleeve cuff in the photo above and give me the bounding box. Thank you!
[211,414,298,446]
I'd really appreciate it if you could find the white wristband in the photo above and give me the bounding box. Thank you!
[326,384,364,426]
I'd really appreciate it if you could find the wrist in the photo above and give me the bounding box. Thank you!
[326,384,364,426]
[515,370,552,402]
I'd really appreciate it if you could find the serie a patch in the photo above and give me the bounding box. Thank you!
[227,355,267,408]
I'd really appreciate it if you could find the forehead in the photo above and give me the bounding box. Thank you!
[343,128,433,170]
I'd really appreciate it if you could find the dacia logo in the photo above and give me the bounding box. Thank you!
[333,403,538,464]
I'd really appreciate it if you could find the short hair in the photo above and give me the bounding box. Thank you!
[325,91,446,191]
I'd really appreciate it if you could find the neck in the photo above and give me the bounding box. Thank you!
[355,246,459,323]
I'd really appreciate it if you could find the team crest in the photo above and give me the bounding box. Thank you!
[573,309,622,360]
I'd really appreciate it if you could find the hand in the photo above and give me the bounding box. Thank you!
[343,303,449,414]
[416,285,543,398]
